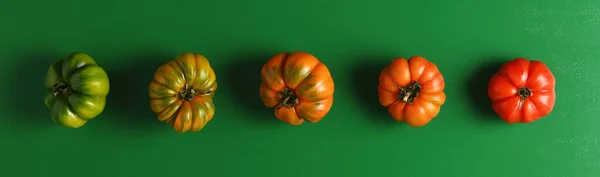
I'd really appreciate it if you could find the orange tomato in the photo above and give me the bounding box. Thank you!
[378,56,446,127]
[259,52,335,125]
[148,52,217,133]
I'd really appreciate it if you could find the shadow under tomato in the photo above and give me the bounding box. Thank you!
[6,51,64,130]
[465,59,506,122]
[350,57,397,125]
[100,51,175,135]
[222,52,275,124]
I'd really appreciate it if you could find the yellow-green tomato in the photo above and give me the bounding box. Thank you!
[44,52,110,128]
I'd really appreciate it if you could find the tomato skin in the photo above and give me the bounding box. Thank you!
[488,58,556,123]
[43,52,110,128]
[148,52,217,133]
[259,52,335,125]
[377,56,446,127]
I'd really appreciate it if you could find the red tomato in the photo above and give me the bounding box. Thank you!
[488,58,556,123]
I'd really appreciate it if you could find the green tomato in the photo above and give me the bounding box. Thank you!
[44,52,110,128]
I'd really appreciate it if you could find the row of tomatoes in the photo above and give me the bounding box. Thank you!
[44,51,556,132]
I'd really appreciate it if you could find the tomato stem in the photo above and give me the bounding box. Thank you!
[276,88,299,109]
[518,87,533,99]
[176,84,212,101]
[398,81,421,104]
[52,81,71,97]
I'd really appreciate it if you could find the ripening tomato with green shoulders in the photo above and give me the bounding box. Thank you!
[378,56,446,127]
[488,58,556,123]
[259,52,335,125]
[44,52,110,128]
[148,52,217,133]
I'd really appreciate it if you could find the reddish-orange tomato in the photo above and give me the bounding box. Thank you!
[259,52,335,125]
[488,58,556,123]
[378,56,446,127]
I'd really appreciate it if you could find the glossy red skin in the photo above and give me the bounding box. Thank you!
[488,58,556,123]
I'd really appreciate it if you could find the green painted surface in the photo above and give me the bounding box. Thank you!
[1,0,599,176]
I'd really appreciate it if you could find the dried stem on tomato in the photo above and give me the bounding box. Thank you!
[398,81,421,104]
[52,81,72,97]
[517,87,533,109]
[518,87,533,98]
[176,84,212,101]
[276,88,299,109]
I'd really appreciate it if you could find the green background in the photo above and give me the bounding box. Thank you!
[1,0,599,176]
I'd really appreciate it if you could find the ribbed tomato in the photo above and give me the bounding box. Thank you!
[488,58,556,123]
[259,52,335,125]
[378,56,446,127]
[148,52,217,133]
[44,52,110,128]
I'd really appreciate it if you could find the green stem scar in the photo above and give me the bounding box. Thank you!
[176,84,212,101]
[52,81,72,97]
[398,81,421,104]
[276,88,299,109]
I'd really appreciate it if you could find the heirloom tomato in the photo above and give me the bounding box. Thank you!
[488,58,556,123]
[44,52,110,128]
[378,56,446,127]
[148,52,217,133]
[259,52,335,125]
